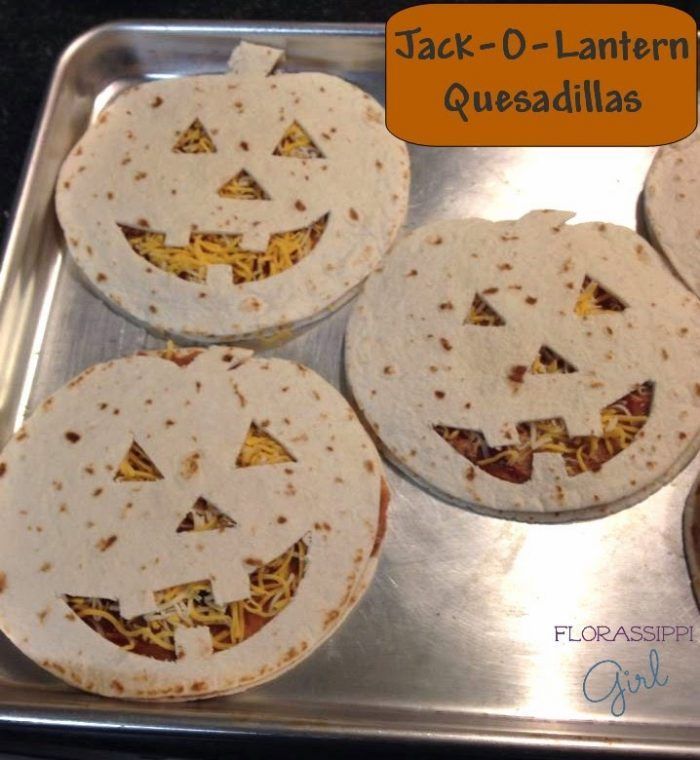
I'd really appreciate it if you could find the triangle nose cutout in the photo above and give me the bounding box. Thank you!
[176,496,236,533]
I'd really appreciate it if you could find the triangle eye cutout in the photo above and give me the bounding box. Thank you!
[236,423,296,468]
[465,294,506,326]
[114,440,164,482]
[273,121,324,158]
[574,275,627,317]
[530,345,577,375]
[172,118,217,153]
[218,170,270,200]
[176,496,236,533]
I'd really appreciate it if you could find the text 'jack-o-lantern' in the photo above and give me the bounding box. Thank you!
[0,347,388,699]
[56,42,410,342]
[346,210,700,521]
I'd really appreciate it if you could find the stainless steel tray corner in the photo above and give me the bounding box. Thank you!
[1,20,699,755]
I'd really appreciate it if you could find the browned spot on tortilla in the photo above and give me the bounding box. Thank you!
[324,609,340,628]
[370,477,390,557]
[679,432,687,440]
[38,608,49,623]
[364,460,375,474]
[498,263,513,271]
[0,573,6,593]
[92,487,103,497]
[661,349,669,360]
[466,466,475,481]
[406,269,418,277]
[65,431,81,443]
[277,515,287,524]
[427,235,443,245]
[191,681,206,692]
[348,208,359,221]
[40,562,52,572]
[434,390,445,399]
[294,199,306,211]
[440,338,452,351]
[239,141,249,151]
[134,171,147,181]
[97,535,118,552]
[383,365,395,375]
[439,301,453,310]
[180,452,200,479]
[508,365,527,383]
[483,287,498,295]
[111,679,125,693]
[233,384,246,408]
[0,463,5,478]
[165,419,175,427]
[244,557,263,567]
[525,296,537,305]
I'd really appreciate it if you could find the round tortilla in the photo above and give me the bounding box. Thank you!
[346,210,700,521]
[55,42,409,342]
[644,128,700,297]
[0,347,388,700]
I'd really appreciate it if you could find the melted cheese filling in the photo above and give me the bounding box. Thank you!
[436,382,653,483]
[273,121,324,158]
[119,215,328,284]
[218,170,269,200]
[574,276,626,317]
[236,423,296,467]
[65,540,307,661]
[172,119,217,154]
[114,441,163,482]
[530,346,576,375]
[467,294,505,326]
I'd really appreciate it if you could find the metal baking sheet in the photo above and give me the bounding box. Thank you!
[1,20,699,754]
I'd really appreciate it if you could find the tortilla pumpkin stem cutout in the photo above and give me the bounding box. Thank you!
[114,440,164,482]
[118,214,329,285]
[172,118,217,153]
[176,497,236,533]
[465,294,506,326]
[574,275,627,316]
[273,121,325,159]
[236,423,296,467]
[218,170,270,200]
[530,345,578,375]
[64,538,308,661]
[435,381,654,483]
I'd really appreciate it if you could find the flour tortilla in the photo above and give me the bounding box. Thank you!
[346,210,700,521]
[644,128,700,297]
[0,347,388,700]
[55,42,409,342]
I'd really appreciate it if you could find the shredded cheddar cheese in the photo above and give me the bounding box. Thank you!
[530,345,576,375]
[64,540,307,661]
[467,294,505,326]
[436,381,653,483]
[176,497,236,533]
[172,119,217,154]
[114,441,163,482]
[236,423,295,467]
[218,170,269,200]
[119,214,328,284]
[273,121,324,158]
[574,276,626,317]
